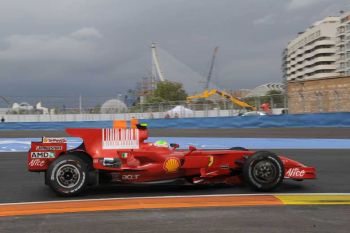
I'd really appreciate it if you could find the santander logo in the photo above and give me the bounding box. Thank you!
[286,168,306,177]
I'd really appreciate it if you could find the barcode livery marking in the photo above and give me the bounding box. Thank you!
[102,128,139,149]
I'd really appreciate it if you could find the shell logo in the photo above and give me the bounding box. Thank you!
[163,157,181,173]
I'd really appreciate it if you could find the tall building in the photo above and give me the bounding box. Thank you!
[284,16,340,82]
[336,11,350,76]
[283,13,350,114]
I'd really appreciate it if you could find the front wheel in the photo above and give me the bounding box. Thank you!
[243,151,284,191]
[46,154,89,197]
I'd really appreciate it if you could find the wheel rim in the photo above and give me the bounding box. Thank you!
[252,160,277,184]
[56,164,81,188]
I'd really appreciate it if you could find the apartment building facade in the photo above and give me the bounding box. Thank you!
[283,14,350,114]
[337,11,350,76]
[284,17,339,82]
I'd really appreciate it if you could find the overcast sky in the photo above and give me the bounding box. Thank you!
[0,0,349,100]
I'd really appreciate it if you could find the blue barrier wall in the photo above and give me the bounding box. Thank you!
[1,112,350,130]
[142,112,350,128]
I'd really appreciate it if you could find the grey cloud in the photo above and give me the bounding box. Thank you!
[0,0,349,102]
[71,28,103,40]
[286,0,323,10]
[0,28,103,62]
[253,14,275,25]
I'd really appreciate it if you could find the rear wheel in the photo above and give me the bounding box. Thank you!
[46,154,89,197]
[243,151,284,191]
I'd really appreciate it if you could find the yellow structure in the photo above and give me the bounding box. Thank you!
[187,89,256,110]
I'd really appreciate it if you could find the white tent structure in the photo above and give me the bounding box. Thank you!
[10,102,34,114]
[166,105,193,118]
[36,102,49,115]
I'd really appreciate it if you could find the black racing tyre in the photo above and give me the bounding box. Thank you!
[46,154,89,197]
[243,151,284,191]
[229,147,249,151]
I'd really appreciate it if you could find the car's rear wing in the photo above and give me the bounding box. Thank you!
[28,137,68,171]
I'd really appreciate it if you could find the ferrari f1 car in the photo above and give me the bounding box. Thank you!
[28,122,316,196]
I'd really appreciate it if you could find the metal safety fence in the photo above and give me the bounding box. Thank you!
[1,90,349,120]
[0,94,287,117]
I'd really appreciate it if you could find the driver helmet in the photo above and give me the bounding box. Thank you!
[154,140,169,147]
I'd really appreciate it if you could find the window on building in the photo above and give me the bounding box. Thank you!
[338,26,345,33]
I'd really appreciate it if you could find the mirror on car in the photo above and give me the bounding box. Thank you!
[170,143,179,149]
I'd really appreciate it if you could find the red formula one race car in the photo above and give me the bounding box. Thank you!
[28,122,316,196]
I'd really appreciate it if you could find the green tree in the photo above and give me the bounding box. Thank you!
[146,81,187,104]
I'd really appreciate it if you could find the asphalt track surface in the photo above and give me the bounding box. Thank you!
[1,128,350,232]
[1,206,349,233]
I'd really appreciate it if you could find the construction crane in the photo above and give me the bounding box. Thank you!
[187,89,256,111]
[205,46,219,90]
[188,46,255,110]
